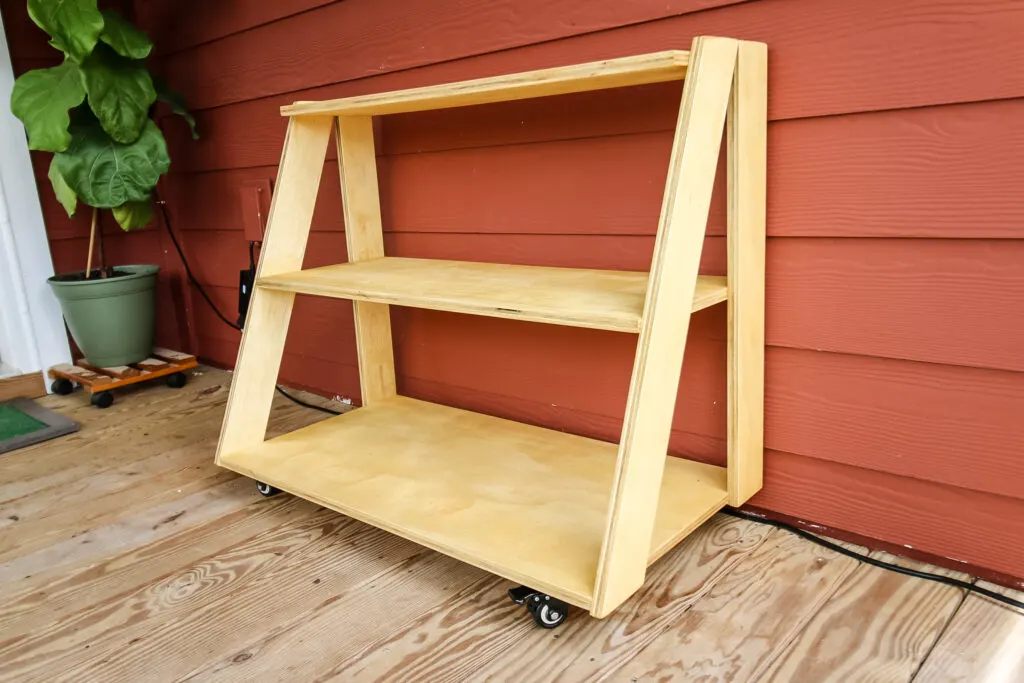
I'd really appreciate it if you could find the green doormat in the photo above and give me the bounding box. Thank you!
[0,398,79,454]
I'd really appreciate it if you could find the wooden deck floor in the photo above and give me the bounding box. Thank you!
[0,366,1020,682]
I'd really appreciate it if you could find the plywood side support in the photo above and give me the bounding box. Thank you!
[727,42,767,506]
[336,116,396,405]
[591,37,739,618]
[216,116,334,462]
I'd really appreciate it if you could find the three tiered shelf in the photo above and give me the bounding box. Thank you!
[216,35,767,624]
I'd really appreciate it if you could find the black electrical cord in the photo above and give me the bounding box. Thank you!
[156,197,242,334]
[724,508,1024,611]
[274,385,341,416]
[155,192,343,417]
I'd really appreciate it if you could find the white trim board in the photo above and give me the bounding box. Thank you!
[0,12,71,380]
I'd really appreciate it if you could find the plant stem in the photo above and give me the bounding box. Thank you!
[85,207,98,279]
[96,211,107,278]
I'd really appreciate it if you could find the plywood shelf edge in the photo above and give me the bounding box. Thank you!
[282,50,690,117]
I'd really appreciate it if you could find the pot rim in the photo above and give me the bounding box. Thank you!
[47,264,160,287]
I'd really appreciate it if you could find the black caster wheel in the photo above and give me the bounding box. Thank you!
[90,391,114,409]
[166,372,188,388]
[509,586,568,629]
[51,378,74,395]
[256,481,281,497]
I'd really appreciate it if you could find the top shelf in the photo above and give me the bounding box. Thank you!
[281,51,689,117]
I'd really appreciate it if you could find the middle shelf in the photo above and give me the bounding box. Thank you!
[258,257,729,333]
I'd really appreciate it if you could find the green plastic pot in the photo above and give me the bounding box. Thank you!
[47,264,160,367]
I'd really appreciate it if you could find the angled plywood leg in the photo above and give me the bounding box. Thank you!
[591,36,738,618]
[727,41,767,506]
[216,116,334,462]
[336,116,396,405]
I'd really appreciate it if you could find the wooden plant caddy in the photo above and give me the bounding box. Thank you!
[216,36,766,627]
[49,348,197,408]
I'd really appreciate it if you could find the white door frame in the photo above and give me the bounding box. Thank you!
[0,12,72,380]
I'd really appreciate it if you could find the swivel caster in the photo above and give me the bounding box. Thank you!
[166,372,188,388]
[256,481,281,497]
[90,391,114,409]
[508,585,568,629]
[51,378,74,395]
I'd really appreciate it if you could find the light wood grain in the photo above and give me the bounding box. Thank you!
[0,508,356,680]
[0,381,229,501]
[0,372,45,400]
[282,51,689,117]
[324,575,521,682]
[593,36,738,618]
[0,495,316,640]
[726,40,767,506]
[336,116,396,405]
[913,581,1024,683]
[53,530,427,683]
[216,115,333,459]
[258,257,728,332]
[183,553,486,682]
[468,514,773,682]
[755,550,971,683]
[219,395,728,609]
[617,528,860,682]
[0,465,231,562]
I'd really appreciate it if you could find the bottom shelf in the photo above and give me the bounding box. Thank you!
[218,396,727,610]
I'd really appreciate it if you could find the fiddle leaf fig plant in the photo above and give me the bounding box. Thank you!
[9,0,196,238]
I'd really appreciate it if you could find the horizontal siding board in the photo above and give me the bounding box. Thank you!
[200,335,362,403]
[766,349,1024,501]
[383,132,683,236]
[166,99,1024,240]
[379,82,682,155]
[191,285,358,366]
[752,451,1024,581]
[135,0,340,54]
[159,0,1024,118]
[155,0,745,110]
[771,99,1024,239]
[768,238,1024,372]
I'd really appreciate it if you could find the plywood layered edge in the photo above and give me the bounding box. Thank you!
[281,51,689,117]
[257,257,728,332]
[592,36,740,618]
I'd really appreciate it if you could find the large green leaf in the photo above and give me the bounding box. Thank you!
[81,44,156,143]
[10,62,86,152]
[99,10,152,60]
[153,77,198,140]
[48,158,78,217]
[112,198,153,231]
[27,0,103,62]
[54,118,170,208]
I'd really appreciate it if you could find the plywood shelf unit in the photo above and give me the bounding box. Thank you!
[216,36,766,619]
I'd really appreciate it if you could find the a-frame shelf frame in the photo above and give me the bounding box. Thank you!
[216,36,766,619]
